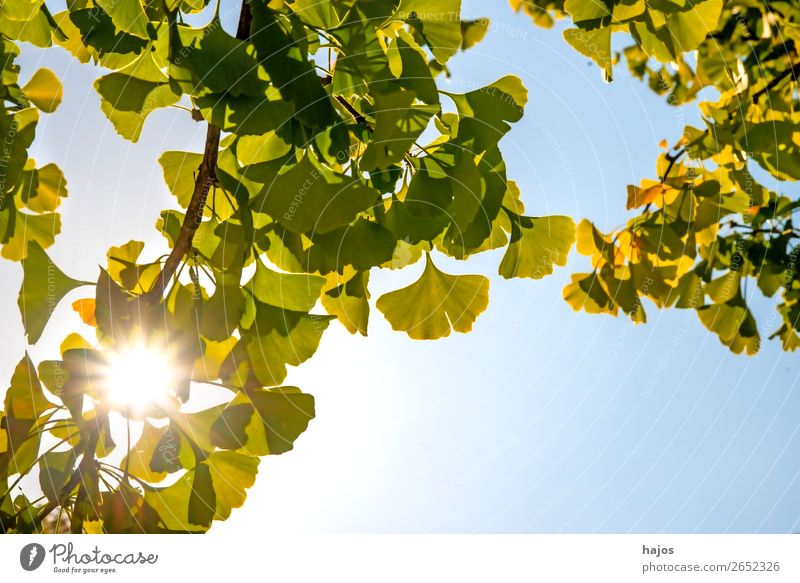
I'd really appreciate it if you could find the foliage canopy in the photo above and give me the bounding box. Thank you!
[1,0,798,533]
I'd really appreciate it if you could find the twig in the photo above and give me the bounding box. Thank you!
[752,60,800,101]
[142,1,253,304]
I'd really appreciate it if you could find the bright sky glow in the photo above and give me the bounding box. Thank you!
[103,343,178,416]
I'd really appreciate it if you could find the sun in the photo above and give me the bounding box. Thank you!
[103,342,179,416]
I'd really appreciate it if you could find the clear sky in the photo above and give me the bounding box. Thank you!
[7,0,800,533]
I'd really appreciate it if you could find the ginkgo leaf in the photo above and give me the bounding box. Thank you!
[171,22,267,97]
[697,301,760,355]
[72,298,96,327]
[158,151,203,209]
[242,301,333,386]
[445,76,528,149]
[4,353,56,420]
[630,0,723,62]
[95,53,180,142]
[121,422,180,484]
[563,0,611,24]
[460,18,489,50]
[106,239,144,285]
[563,272,615,315]
[249,3,338,130]
[564,26,612,80]
[626,182,671,210]
[18,242,90,344]
[0,208,61,261]
[0,107,38,196]
[22,68,62,112]
[210,387,315,455]
[499,215,576,279]
[247,258,326,313]
[361,89,438,171]
[38,448,76,504]
[60,8,148,69]
[144,472,206,533]
[287,0,346,28]
[184,464,217,527]
[377,254,490,339]
[251,153,379,235]
[1,355,57,478]
[321,270,371,335]
[205,451,259,521]
[21,163,68,212]
[396,0,463,64]
[95,0,149,40]
[200,274,245,342]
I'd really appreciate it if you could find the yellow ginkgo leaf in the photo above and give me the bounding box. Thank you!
[376,254,489,339]
[22,68,63,113]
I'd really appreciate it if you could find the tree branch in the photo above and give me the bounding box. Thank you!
[752,59,800,101]
[142,1,253,304]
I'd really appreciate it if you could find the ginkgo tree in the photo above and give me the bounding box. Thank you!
[4,0,796,535]
[0,0,576,533]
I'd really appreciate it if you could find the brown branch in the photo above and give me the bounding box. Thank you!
[660,148,685,184]
[33,416,104,533]
[335,95,373,132]
[142,1,253,304]
[142,124,220,303]
[752,59,800,101]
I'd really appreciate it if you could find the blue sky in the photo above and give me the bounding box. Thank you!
[6,0,800,533]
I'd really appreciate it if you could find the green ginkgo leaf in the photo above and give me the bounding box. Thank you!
[361,89,438,171]
[158,151,203,209]
[188,461,216,527]
[242,301,333,385]
[120,422,173,484]
[200,274,245,342]
[251,153,379,235]
[249,3,338,130]
[563,272,615,315]
[0,3,55,47]
[171,22,267,98]
[460,18,489,50]
[247,258,326,313]
[4,354,56,420]
[564,26,612,80]
[95,0,149,40]
[0,208,62,261]
[20,163,68,213]
[697,301,760,356]
[210,387,315,455]
[377,254,490,339]
[287,0,346,28]
[499,215,576,279]
[0,107,38,196]
[205,451,259,521]
[145,451,258,530]
[630,0,723,62]
[1,355,57,478]
[60,8,148,69]
[95,53,180,142]
[445,76,527,150]
[38,448,76,504]
[18,242,89,344]
[396,0,463,64]
[321,270,371,335]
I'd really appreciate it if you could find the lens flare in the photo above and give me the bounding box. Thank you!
[104,343,178,415]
